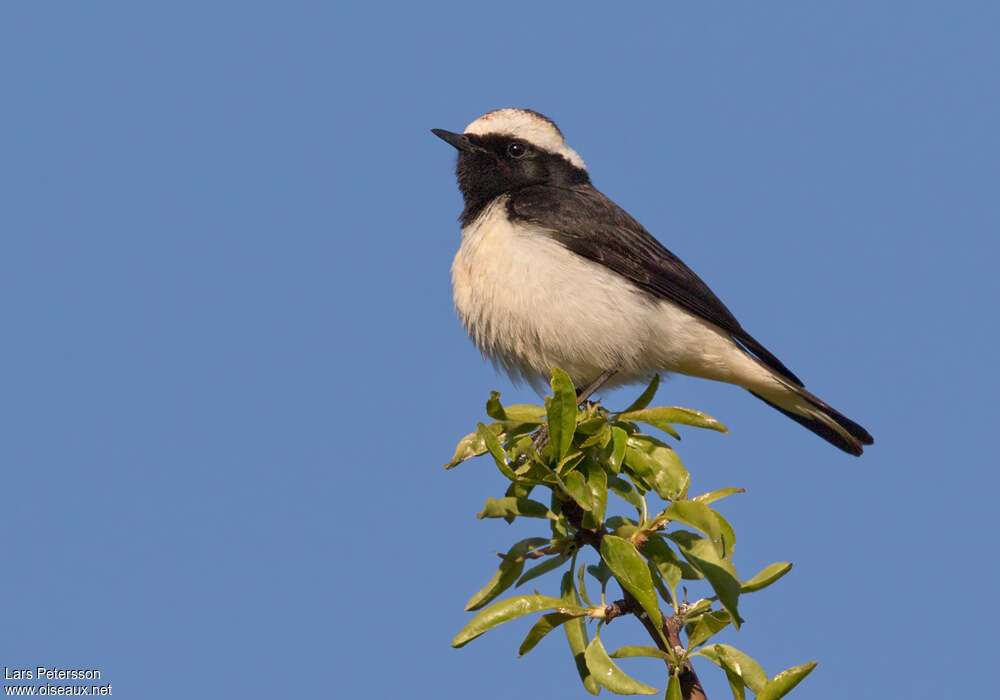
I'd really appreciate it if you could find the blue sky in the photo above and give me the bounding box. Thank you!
[2,2,997,698]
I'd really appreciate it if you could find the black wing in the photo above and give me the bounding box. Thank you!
[507,184,803,386]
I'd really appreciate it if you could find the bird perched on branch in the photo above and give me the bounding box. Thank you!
[432,108,873,456]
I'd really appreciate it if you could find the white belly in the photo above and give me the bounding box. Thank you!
[451,197,779,393]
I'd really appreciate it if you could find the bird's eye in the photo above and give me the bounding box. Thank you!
[507,142,528,158]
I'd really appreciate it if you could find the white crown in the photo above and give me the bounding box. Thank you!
[464,109,586,170]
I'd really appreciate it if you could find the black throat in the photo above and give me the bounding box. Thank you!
[455,134,590,226]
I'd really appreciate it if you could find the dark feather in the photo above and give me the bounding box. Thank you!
[749,390,874,456]
[507,184,804,386]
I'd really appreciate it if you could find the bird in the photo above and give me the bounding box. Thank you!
[432,108,873,456]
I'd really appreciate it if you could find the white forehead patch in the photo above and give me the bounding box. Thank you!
[464,108,586,170]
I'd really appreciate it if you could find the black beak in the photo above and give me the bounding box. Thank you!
[431,128,476,152]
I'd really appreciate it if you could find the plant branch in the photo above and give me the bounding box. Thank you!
[562,498,708,700]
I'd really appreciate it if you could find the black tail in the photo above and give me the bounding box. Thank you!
[749,390,874,457]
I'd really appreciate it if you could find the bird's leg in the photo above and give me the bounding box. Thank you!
[574,367,618,406]
[528,367,618,455]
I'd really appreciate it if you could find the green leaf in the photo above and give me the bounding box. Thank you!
[503,481,533,524]
[445,423,504,469]
[577,562,595,608]
[587,560,614,587]
[466,537,550,611]
[513,457,559,487]
[477,497,554,520]
[505,480,533,499]
[486,391,507,420]
[623,467,651,495]
[547,367,578,459]
[660,501,725,558]
[577,416,608,435]
[550,513,570,540]
[477,422,515,480]
[722,667,747,700]
[503,404,547,423]
[607,516,640,540]
[556,450,586,476]
[600,535,663,629]
[517,552,571,587]
[624,435,689,500]
[560,572,601,695]
[616,409,680,440]
[694,644,767,693]
[669,531,742,627]
[518,611,577,657]
[622,374,660,413]
[564,470,594,512]
[607,427,628,473]
[741,562,793,593]
[681,598,713,619]
[585,632,659,695]
[647,561,675,607]
[692,487,745,506]
[579,422,611,449]
[608,474,642,513]
[640,536,684,591]
[609,645,671,662]
[686,609,731,650]
[452,594,583,648]
[582,462,608,529]
[756,662,818,700]
[714,510,737,560]
[620,406,728,434]
[641,535,699,586]
[665,673,682,700]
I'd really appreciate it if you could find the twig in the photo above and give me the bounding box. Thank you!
[622,589,707,700]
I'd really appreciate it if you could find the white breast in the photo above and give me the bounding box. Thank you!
[451,197,780,393]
